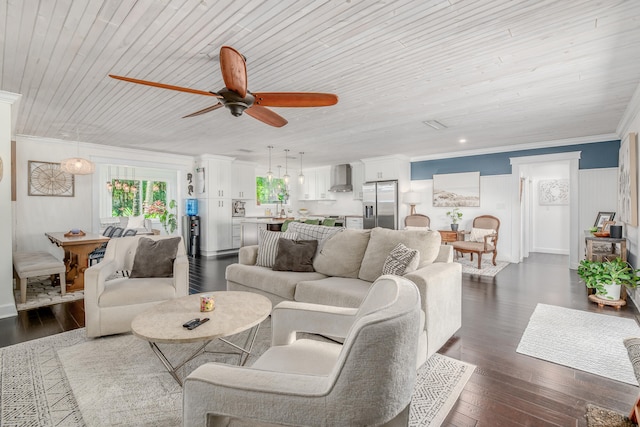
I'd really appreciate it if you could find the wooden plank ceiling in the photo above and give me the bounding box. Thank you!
[2,0,640,167]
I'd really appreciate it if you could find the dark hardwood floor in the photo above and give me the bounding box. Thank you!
[1,252,637,426]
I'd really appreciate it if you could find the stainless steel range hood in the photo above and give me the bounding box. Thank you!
[329,164,353,192]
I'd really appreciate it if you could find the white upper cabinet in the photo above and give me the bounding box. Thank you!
[231,161,256,199]
[195,154,234,199]
[362,156,410,182]
[351,162,365,200]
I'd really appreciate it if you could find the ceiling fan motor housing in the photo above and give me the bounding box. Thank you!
[218,88,255,116]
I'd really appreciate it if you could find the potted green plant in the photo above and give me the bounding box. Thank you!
[577,257,640,301]
[159,199,177,234]
[446,208,463,231]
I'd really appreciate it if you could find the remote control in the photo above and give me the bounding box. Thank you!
[187,318,209,330]
[182,318,200,328]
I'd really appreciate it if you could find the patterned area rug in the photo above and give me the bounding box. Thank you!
[585,404,636,427]
[517,304,640,385]
[0,320,475,426]
[455,256,509,277]
[14,276,84,311]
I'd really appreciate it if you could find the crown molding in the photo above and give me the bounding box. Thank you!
[409,134,618,162]
[617,81,640,136]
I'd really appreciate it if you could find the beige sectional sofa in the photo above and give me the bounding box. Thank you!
[226,223,462,360]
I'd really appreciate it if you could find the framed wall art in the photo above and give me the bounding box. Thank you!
[433,171,480,207]
[28,160,75,197]
[538,179,569,205]
[618,132,638,226]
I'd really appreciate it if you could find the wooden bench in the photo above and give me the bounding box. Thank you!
[12,252,66,304]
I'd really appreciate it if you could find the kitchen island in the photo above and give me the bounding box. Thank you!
[240,217,293,246]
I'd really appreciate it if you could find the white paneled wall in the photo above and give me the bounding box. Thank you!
[578,168,618,260]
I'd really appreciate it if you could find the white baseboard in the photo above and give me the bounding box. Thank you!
[0,302,17,319]
[531,247,569,255]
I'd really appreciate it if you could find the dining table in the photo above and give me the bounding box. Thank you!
[45,232,110,292]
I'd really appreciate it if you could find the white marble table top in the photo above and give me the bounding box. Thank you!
[131,292,272,344]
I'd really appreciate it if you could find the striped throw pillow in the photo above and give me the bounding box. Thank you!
[382,243,420,276]
[256,229,298,268]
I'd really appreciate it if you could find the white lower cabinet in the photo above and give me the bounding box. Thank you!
[199,198,233,255]
[346,217,364,229]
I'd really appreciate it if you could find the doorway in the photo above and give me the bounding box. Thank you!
[511,152,581,269]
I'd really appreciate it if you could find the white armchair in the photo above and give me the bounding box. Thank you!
[183,275,423,427]
[84,235,189,338]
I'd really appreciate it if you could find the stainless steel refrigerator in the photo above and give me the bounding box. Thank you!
[362,180,398,229]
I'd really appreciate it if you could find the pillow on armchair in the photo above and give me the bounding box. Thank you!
[469,227,496,242]
[130,237,182,278]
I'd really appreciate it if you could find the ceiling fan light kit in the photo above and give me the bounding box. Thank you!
[109,45,338,127]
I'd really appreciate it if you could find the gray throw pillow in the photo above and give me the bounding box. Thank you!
[272,239,318,272]
[256,229,298,268]
[130,237,181,278]
[382,243,420,276]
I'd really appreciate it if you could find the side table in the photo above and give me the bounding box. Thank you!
[584,232,628,302]
[438,230,462,244]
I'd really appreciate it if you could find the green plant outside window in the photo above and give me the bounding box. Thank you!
[111,179,168,218]
[256,177,288,205]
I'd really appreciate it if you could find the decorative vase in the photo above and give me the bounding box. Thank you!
[597,283,622,301]
[451,223,459,231]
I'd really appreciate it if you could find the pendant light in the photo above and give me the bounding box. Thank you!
[283,149,290,185]
[266,145,274,182]
[106,165,113,193]
[298,152,305,185]
[60,129,95,175]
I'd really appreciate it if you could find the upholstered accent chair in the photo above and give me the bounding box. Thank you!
[183,275,423,427]
[84,235,189,338]
[451,215,500,269]
[404,213,430,228]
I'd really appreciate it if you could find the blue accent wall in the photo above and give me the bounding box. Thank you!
[411,140,620,180]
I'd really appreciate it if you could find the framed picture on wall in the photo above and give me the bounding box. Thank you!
[28,160,75,197]
[432,171,480,207]
[618,132,638,226]
[594,211,615,230]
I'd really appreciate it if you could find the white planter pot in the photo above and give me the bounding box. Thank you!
[596,283,622,301]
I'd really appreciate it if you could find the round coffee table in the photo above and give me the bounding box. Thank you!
[131,291,271,385]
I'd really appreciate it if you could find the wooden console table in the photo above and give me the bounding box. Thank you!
[45,232,110,292]
[584,234,627,262]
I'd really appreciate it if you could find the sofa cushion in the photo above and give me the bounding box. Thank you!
[382,243,420,276]
[295,277,372,308]
[226,264,327,301]
[358,228,441,282]
[99,277,177,307]
[256,229,297,268]
[129,237,181,278]
[272,239,318,272]
[313,229,371,278]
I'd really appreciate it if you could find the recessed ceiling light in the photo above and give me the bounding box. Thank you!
[459,138,467,143]
[422,120,447,130]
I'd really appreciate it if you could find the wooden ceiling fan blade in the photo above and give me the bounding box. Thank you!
[109,75,220,97]
[245,105,288,127]
[219,46,248,98]
[253,92,338,107]
[182,103,224,118]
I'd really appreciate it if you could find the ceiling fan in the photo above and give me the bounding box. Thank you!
[109,46,338,127]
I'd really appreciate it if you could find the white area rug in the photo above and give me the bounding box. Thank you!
[455,256,509,277]
[14,276,84,311]
[1,321,474,426]
[516,303,640,385]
